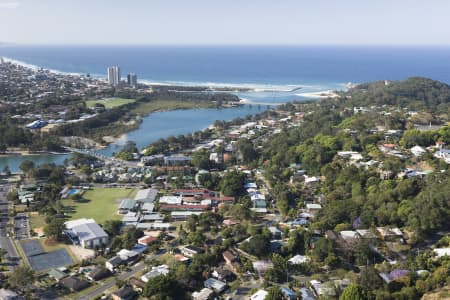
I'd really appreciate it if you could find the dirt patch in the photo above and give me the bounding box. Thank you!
[68,245,96,261]
[60,136,104,149]
[44,239,58,247]
[421,285,450,300]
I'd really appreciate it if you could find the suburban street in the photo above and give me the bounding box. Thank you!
[77,261,146,300]
[0,184,20,269]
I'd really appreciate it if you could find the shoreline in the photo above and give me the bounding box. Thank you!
[1,56,341,94]
[0,151,69,157]
[102,103,248,146]
[295,90,340,98]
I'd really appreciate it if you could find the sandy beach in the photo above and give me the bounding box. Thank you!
[296,90,339,98]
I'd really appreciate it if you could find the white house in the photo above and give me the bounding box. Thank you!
[141,264,169,283]
[434,149,450,164]
[65,218,109,249]
[192,288,214,300]
[306,203,322,212]
[204,278,227,293]
[249,290,268,300]
[288,254,311,265]
[434,248,450,257]
[410,145,426,157]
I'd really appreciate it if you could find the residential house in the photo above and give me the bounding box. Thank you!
[306,203,322,212]
[212,267,236,282]
[223,250,238,265]
[181,245,204,258]
[377,227,404,241]
[60,276,90,292]
[128,278,146,293]
[192,288,214,300]
[112,286,137,300]
[410,145,426,157]
[339,230,359,243]
[288,254,310,265]
[140,264,169,283]
[299,288,316,300]
[86,266,111,281]
[204,278,227,293]
[434,149,450,164]
[252,260,274,274]
[356,229,377,240]
[117,249,140,264]
[106,256,123,272]
[280,287,297,300]
[310,280,336,298]
[434,248,450,257]
[304,175,320,187]
[268,226,282,239]
[47,268,68,282]
[138,235,157,246]
[250,290,269,300]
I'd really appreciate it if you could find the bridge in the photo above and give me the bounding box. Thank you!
[63,147,139,168]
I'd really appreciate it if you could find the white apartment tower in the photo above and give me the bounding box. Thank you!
[107,66,121,86]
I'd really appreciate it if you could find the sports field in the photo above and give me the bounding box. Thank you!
[62,187,137,224]
[85,97,136,109]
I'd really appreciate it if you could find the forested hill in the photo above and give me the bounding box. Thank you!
[343,77,450,111]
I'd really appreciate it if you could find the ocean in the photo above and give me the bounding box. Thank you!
[2,45,450,103]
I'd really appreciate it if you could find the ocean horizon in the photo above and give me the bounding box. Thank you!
[2,45,450,87]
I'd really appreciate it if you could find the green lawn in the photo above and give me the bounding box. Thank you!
[130,98,217,115]
[29,213,46,230]
[85,97,136,109]
[62,188,137,224]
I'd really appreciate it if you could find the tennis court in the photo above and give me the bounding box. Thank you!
[28,249,73,272]
[20,239,74,271]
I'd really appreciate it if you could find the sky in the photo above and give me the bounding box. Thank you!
[1,0,450,45]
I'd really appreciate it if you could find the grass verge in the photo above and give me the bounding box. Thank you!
[85,97,136,109]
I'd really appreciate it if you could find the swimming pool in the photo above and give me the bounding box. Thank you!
[67,189,81,196]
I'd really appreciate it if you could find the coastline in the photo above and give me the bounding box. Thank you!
[1,56,336,94]
[0,55,342,159]
[295,90,340,98]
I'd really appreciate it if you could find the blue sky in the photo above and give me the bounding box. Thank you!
[1,0,450,45]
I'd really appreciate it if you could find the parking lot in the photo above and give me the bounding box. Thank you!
[14,212,30,240]
[0,184,19,267]
[0,185,9,237]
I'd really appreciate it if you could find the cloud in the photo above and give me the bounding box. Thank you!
[0,1,19,9]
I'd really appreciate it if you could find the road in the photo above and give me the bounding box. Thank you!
[64,146,139,168]
[77,261,146,300]
[0,184,20,269]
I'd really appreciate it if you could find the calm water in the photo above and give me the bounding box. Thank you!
[0,105,265,172]
[2,45,450,171]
